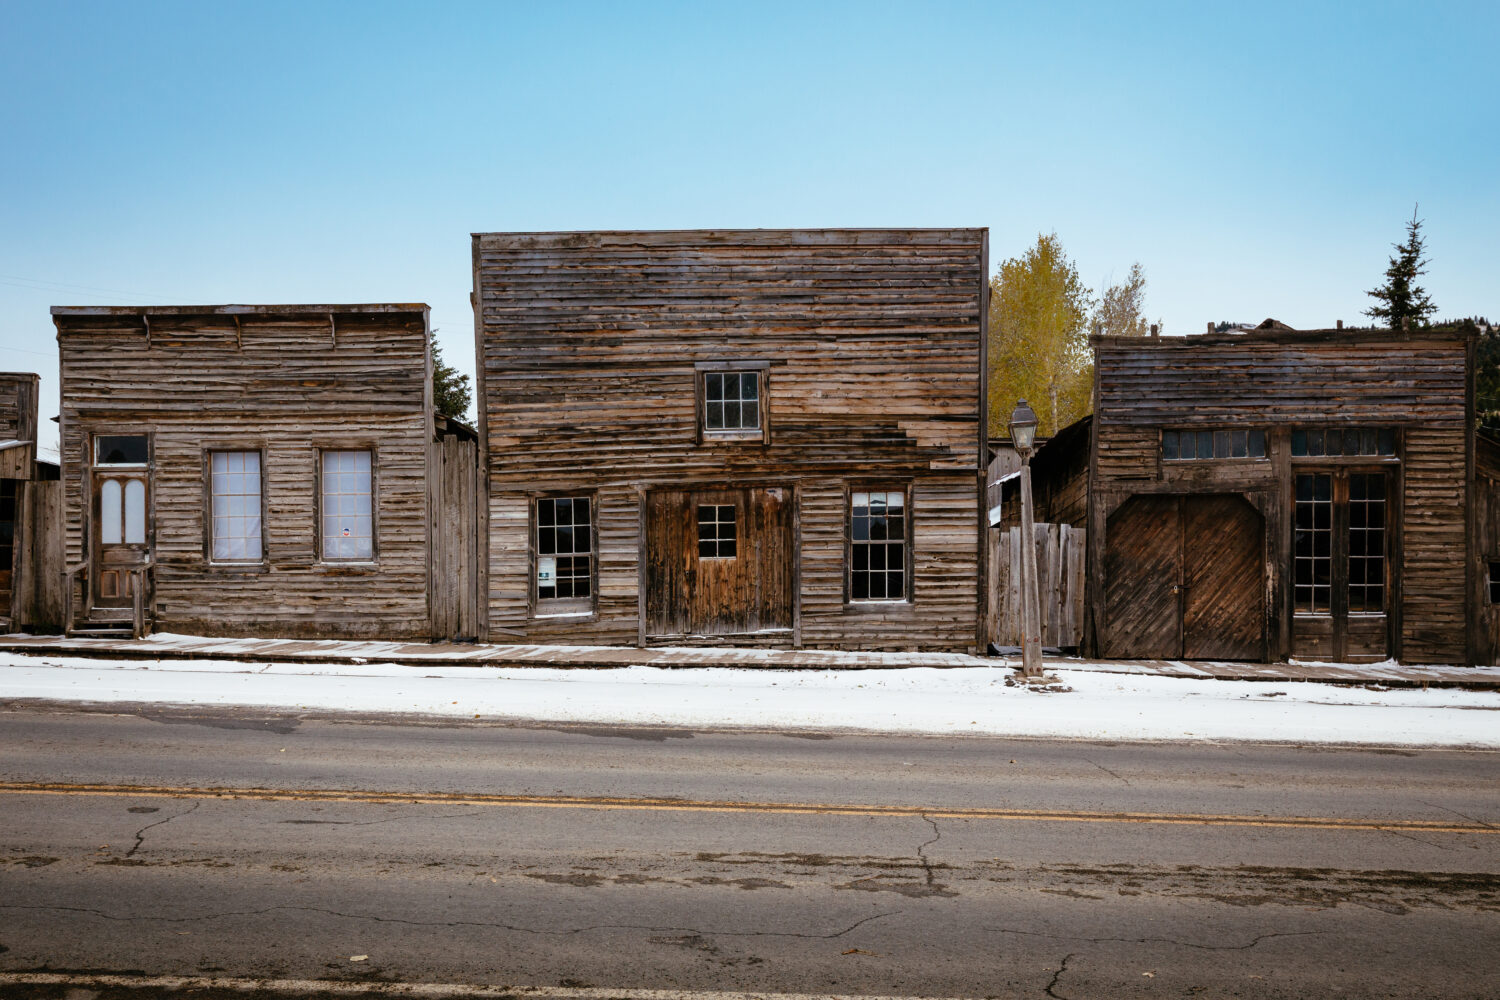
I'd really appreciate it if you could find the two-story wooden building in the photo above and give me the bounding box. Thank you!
[471,229,989,651]
[53,304,478,640]
[1084,323,1475,665]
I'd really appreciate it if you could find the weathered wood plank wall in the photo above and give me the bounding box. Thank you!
[54,306,435,639]
[987,523,1085,649]
[1090,328,1472,664]
[16,480,62,629]
[428,424,481,640]
[473,229,986,650]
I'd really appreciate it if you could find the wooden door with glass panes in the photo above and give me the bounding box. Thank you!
[1291,469,1390,662]
[90,434,151,609]
[644,487,793,637]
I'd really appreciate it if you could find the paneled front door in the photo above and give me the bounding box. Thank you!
[644,487,794,638]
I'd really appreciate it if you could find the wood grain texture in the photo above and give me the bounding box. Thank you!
[1089,327,1473,665]
[54,307,436,639]
[473,229,986,650]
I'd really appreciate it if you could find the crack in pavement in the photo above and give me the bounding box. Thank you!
[1422,801,1499,831]
[989,926,1327,952]
[916,813,942,886]
[124,802,199,858]
[0,903,899,941]
[1043,952,1075,999]
[1081,757,1131,787]
[1376,825,1460,852]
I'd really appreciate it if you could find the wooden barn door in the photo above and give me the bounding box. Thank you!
[1104,493,1265,661]
[645,487,794,638]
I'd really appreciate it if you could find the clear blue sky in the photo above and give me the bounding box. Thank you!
[4,0,1496,456]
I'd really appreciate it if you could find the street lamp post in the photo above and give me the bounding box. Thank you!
[1009,400,1043,678]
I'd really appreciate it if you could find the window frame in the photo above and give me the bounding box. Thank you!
[204,447,267,567]
[530,492,598,617]
[1289,426,1401,463]
[93,433,151,469]
[1160,428,1268,463]
[696,502,738,560]
[844,483,913,606]
[316,447,378,564]
[695,360,770,444]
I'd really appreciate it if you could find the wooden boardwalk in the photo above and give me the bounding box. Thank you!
[0,633,1496,688]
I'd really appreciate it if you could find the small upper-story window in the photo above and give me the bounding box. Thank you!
[1291,427,1396,458]
[697,362,769,441]
[706,371,760,432]
[1162,429,1265,461]
[95,435,149,466]
[321,449,374,561]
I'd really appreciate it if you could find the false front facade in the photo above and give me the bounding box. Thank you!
[471,229,989,650]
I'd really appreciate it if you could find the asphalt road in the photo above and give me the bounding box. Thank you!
[1,702,1497,999]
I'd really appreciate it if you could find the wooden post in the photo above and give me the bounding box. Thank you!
[1018,458,1043,677]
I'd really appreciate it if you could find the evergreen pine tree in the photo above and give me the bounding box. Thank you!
[1364,207,1438,329]
[431,338,473,421]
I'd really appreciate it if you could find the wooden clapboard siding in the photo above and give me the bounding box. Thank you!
[474,229,986,650]
[54,306,435,639]
[1089,327,1473,665]
[0,374,39,479]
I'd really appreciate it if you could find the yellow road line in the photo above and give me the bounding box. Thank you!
[0,974,969,1000]
[0,780,1492,834]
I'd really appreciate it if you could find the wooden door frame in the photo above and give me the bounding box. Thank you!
[1288,465,1397,663]
[639,482,799,641]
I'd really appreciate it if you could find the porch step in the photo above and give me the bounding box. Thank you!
[67,625,137,639]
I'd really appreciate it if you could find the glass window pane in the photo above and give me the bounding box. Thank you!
[1197,431,1213,458]
[724,402,741,428]
[1343,429,1361,456]
[96,435,148,465]
[1291,430,1307,456]
[706,373,723,402]
[100,480,123,544]
[706,401,723,428]
[741,372,759,401]
[1378,428,1396,455]
[1230,432,1247,459]
[124,480,146,544]
[1162,431,1179,460]
[1213,431,1230,458]
[1249,429,1265,457]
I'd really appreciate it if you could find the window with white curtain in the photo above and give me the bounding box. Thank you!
[98,478,146,545]
[210,451,263,561]
[321,449,373,560]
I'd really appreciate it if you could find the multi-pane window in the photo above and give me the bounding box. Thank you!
[1162,429,1266,461]
[1490,562,1500,605]
[1294,473,1332,612]
[210,451,263,561]
[321,450,373,561]
[704,371,761,433]
[1348,473,1386,613]
[536,496,591,601]
[850,489,907,601]
[1291,428,1396,458]
[697,504,737,558]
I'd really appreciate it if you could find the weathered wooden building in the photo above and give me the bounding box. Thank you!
[471,229,988,650]
[0,373,63,631]
[53,304,478,639]
[1083,324,1475,665]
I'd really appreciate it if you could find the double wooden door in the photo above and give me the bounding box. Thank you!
[644,487,794,638]
[1104,493,1266,661]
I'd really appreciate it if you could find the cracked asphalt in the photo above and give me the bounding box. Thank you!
[1,704,1497,997]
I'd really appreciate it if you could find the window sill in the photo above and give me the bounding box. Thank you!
[205,561,268,573]
[844,599,914,614]
[533,609,597,621]
[702,430,766,443]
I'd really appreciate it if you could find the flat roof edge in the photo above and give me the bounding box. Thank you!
[51,304,430,318]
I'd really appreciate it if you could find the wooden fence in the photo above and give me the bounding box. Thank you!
[428,433,482,641]
[987,522,1086,651]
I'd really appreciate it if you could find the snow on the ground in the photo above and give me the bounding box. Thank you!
[1,651,1497,747]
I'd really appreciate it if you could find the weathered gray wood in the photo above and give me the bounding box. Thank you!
[987,523,1085,650]
[53,306,438,639]
[473,229,986,651]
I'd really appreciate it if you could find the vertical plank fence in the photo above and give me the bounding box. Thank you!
[987,523,1086,651]
[428,433,481,640]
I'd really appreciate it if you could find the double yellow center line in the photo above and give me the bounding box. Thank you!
[1,780,1493,834]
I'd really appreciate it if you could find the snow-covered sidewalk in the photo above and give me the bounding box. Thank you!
[1,650,1497,748]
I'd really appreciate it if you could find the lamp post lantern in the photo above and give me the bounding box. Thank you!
[1009,400,1043,678]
